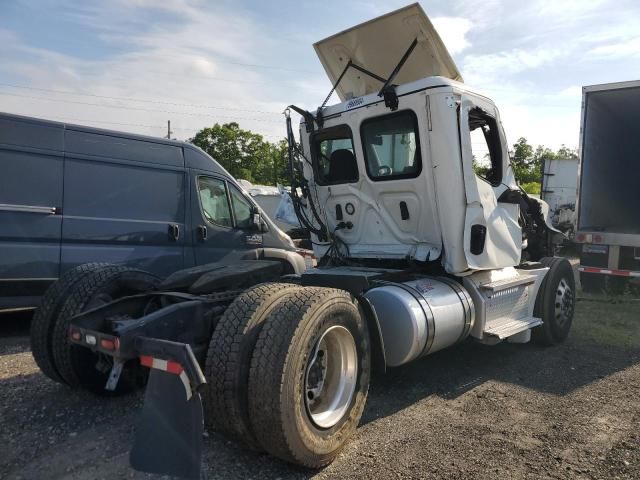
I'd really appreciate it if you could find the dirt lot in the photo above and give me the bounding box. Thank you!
[1,285,639,479]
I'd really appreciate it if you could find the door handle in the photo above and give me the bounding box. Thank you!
[168,224,180,242]
[198,225,207,241]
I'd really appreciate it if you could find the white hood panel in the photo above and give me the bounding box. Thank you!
[314,3,462,101]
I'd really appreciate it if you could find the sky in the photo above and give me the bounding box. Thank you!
[1,0,639,151]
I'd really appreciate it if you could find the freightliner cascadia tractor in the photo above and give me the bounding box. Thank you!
[30,4,574,478]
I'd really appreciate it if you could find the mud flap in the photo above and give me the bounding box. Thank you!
[130,368,204,479]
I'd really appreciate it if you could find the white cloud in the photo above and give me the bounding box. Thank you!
[431,17,473,55]
[588,37,640,59]
[2,0,638,154]
[0,1,291,141]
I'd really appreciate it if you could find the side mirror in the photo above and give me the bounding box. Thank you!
[251,207,269,233]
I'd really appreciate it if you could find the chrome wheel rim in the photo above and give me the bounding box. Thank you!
[304,325,358,429]
[555,278,574,327]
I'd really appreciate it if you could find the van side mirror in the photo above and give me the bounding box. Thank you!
[251,207,269,233]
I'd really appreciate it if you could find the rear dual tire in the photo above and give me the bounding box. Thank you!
[247,287,370,467]
[203,282,303,448]
[30,263,113,384]
[51,266,159,394]
[30,263,159,394]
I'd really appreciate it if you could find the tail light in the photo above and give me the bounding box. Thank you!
[100,337,120,351]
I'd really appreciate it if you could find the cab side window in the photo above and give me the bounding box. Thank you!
[313,125,358,185]
[469,107,502,186]
[197,177,232,227]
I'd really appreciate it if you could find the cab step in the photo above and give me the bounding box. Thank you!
[483,316,542,339]
[480,274,537,292]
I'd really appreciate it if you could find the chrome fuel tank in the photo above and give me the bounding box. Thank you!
[364,277,474,367]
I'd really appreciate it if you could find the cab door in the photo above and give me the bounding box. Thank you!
[190,172,258,265]
[458,96,522,270]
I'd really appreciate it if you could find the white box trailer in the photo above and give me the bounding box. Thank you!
[576,80,640,294]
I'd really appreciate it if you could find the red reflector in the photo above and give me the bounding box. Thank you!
[594,234,603,243]
[139,355,153,368]
[612,270,631,277]
[99,338,119,351]
[70,329,81,341]
[166,361,183,375]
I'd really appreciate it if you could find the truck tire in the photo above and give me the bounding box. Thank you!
[51,266,160,394]
[248,287,370,468]
[580,272,605,294]
[203,282,302,449]
[30,263,111,384]
[532,257,576,346]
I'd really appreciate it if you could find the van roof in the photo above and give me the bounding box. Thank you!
[0,111,197,151]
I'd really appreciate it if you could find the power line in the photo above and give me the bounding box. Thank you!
[0,82,282,114]
[0,91,284,124]
[1,112,285,140]
[0,83,282,115]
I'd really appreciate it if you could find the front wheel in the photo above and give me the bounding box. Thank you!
[532,257,576,345]
[248,287,370,468]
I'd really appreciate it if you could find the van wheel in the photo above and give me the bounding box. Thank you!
[248,287,370,468]
[533,257,576,346]
[51,266,160,395]
[30,263,112,384]
[204,282,302,449]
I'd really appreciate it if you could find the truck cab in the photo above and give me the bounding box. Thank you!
[298,3,546,275]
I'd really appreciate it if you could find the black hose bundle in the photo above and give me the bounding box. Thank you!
[284,108,350,265]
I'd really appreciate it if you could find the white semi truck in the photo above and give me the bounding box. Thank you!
[576,80,640,294]
[31,4,575,478]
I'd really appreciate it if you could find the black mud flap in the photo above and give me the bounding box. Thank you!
[130,369,203,479]
[130,338,206,480]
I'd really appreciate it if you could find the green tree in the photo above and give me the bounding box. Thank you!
[190,122,287,185]
[508,138,578,193]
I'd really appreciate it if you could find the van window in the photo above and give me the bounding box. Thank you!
[64,159,184,222]
[468,107,502,186]
[361,110,421,181]
[198,177,232,227]
[229,184,253,229]
[313,125,358,185]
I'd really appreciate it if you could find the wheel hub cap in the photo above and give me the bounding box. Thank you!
[304,325,358,429]
[555,277,574,326]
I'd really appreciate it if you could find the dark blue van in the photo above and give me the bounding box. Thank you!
[0,112,306,312]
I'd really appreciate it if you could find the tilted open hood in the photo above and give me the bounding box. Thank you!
[313,3,462,101]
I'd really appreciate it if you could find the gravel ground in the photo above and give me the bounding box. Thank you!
[1,288,639,479]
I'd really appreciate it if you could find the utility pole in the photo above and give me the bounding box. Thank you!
[165,120,173,140]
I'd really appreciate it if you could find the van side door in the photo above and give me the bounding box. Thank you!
[190,171,259,265]
[0,116,64,308]
[61,130,186,277]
